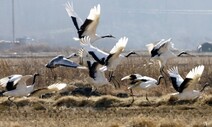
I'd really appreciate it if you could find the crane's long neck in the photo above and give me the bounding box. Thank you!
[200,83,209,92]
[156,75,163,85]
[27,74,39,94]
[101,34,115,39]
[32,74,39,86]
[66,53,77,59]
[125,51,137,58]
[177,51,188,57]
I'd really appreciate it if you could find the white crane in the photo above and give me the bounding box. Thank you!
[146,38,190,75]
[0,73,67,107]
[68,48,109,85]
[0,74,67,97]
[65,1,115,43]
[167,65,209,100]
[80,36,138,87]
[121,74,163,102]
[0,73,40,98]
[146,38,191,86]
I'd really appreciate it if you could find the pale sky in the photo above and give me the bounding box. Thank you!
[1,0,212,50]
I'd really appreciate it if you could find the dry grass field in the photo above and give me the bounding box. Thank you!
[0,53,212,127]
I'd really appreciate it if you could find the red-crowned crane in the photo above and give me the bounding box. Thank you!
[146,38,190,85]
[167,65,209,100]
[65,1,115,43]
[80,36,138,88]
[121,74,163,103]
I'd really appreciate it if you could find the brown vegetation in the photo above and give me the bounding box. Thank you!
[0,54,211,127]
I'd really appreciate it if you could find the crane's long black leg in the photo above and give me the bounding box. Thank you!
[111,77,121,88]
[129,89,135,106]
[108,71,111,82]
[109,71,120,88]
[8,97,12,113]
[111,79,117,88]
[145,92,151,104]
[108,71,114,82]
[162,67,169,77]
[160,66,168,87]
[112,76,120,88]
[8,97,19,110]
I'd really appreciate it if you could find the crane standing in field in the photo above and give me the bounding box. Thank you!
[0,73,40,98]
[65,1,115,43]
[0,73,67,108]
[121,74,163,103]
[167,65,209,100]
[0,73,40,108]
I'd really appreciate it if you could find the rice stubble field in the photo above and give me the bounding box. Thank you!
[0,54,212,127]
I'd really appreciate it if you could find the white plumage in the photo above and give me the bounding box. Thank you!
[47,83,67,91]
[65,1,83,23]
[121,74,163,90]
[0,74,22,88]
[65,1,114,43]
[80,36,136,86]
[121,74,163,101]
[146,38,190,88]
[0,73,40,97]
[167,65,206,100]
[146,38,175,67]
[68,48,109,85]
[80,36,108,64]
[102,37,129,72]
[86,61,109,85]
[80,36,131,71]
[146,38,189,71]
[29,83,67,97]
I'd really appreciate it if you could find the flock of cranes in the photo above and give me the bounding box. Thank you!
[0,1,210,106]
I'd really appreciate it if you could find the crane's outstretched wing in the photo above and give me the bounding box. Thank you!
[179,65,204,93]
[121,74,142,81]
[65,1,83,29]
[147,38,173,57]
[121,73,143,85]
[80,36,108,65]
[99,37,128,71]
[30,83,67,97]
[109,37,128,55]
[167,66,184,92]
[0,74,22,88]
[146,39,165,57]
[15,75,33,90]
[46,55,86,69]
[79,4,100,38]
